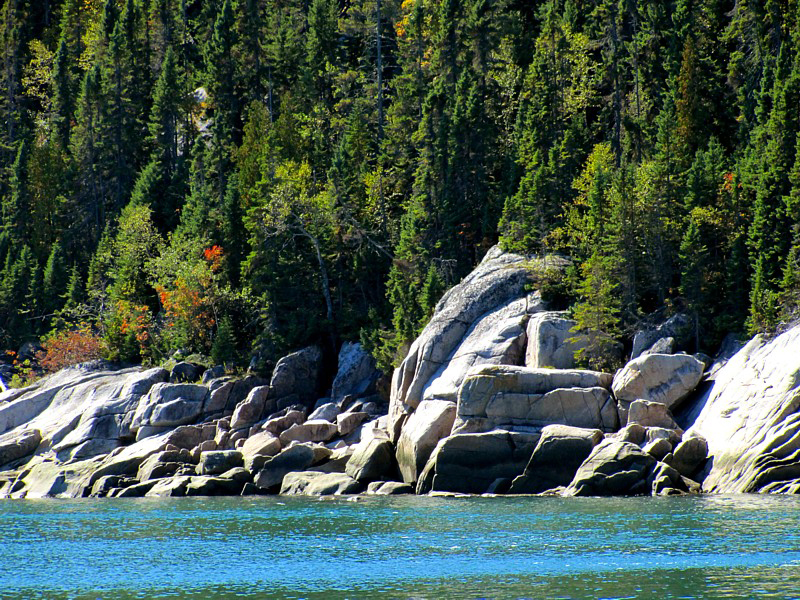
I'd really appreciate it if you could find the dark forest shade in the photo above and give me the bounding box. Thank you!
[0,0,799,369]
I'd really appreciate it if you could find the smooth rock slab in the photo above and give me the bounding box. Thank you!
[253,443,331,490]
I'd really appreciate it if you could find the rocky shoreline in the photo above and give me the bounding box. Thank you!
[1,247,799,499]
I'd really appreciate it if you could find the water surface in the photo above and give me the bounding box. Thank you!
[1,494,798,598]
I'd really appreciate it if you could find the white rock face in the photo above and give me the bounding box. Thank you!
[389,248,566,440]
[525,312,588,369]
[612,353,705,420]
[684,326,800,493]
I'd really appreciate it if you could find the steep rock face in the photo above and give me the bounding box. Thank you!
[684,326,800,493]
[389,248,566,440]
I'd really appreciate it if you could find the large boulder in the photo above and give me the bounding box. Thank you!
[331,342,380,404]
[525,312,588,369]
[683,326,800,493]
[196,450,243,475]
[612,354,705,421]
[240,432,281,458]
[564,440,656,496]
[229,386,272,431]
[0,366,169,469]
[253,443,331,490]
[509,425,604,494]
[169,362,205,384]
[269,346,322,405]
[280,471,362,495]
[626,400,680,430]
[454,365,617,433]
[345,438,396,483]
[666,435,708,478]
[278,420,339,445]
[417,430,540,494]
[389,249,566,440]
[395,400,456,483]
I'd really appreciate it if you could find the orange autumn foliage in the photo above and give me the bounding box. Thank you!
[37,325,105,373]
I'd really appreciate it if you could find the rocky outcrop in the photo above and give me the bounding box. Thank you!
[683,326,800,493]
[612,354,705,421]
[269,346,322,406]
[389,249,567,440]
[631,313,692,359]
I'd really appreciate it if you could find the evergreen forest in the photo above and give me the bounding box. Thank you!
[1,0,800,377]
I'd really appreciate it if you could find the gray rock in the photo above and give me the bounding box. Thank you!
[565,440,657,496]
[667,435,708,478]
[644,337,675,355]
[196,450,244,475]
[616,423,646,445]
[612,354,705,421]
[114,480,157,497]
[366,481,414,495]
[525,312,588,369]
[337,411,369,437]
[263,410,306,436]
[682,326,800,493]
[145,475,193,497]
[169,362,205,384]
[643,438,673,461]
[280,471,362,495]
[240,431,281,458]
[270,346,322,405]
[253,443,331,490]
[331,342,380,404]
[230,386,272,431]
[389,249,566,440]
[278,420,339,445]
[132,382,208,438]
[648,461,687,495]
[418,430,540,494]
[645,427,682,445]
[420,292,541,408]
[307,402,340,422]
[345,438,396,483]
[396,400,456,483]
[137,450,192,481]
[454,365,617,433]
[509,425,604,494]
[627,400,680,430]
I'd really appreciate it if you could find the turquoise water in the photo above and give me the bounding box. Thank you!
[1,495,799,598]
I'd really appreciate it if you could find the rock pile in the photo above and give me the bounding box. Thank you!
[2,246,799,498]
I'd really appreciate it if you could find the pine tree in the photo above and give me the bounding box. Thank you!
[42,241,68,316]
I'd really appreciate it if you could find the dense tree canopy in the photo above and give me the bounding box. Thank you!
[2,0,800,372]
